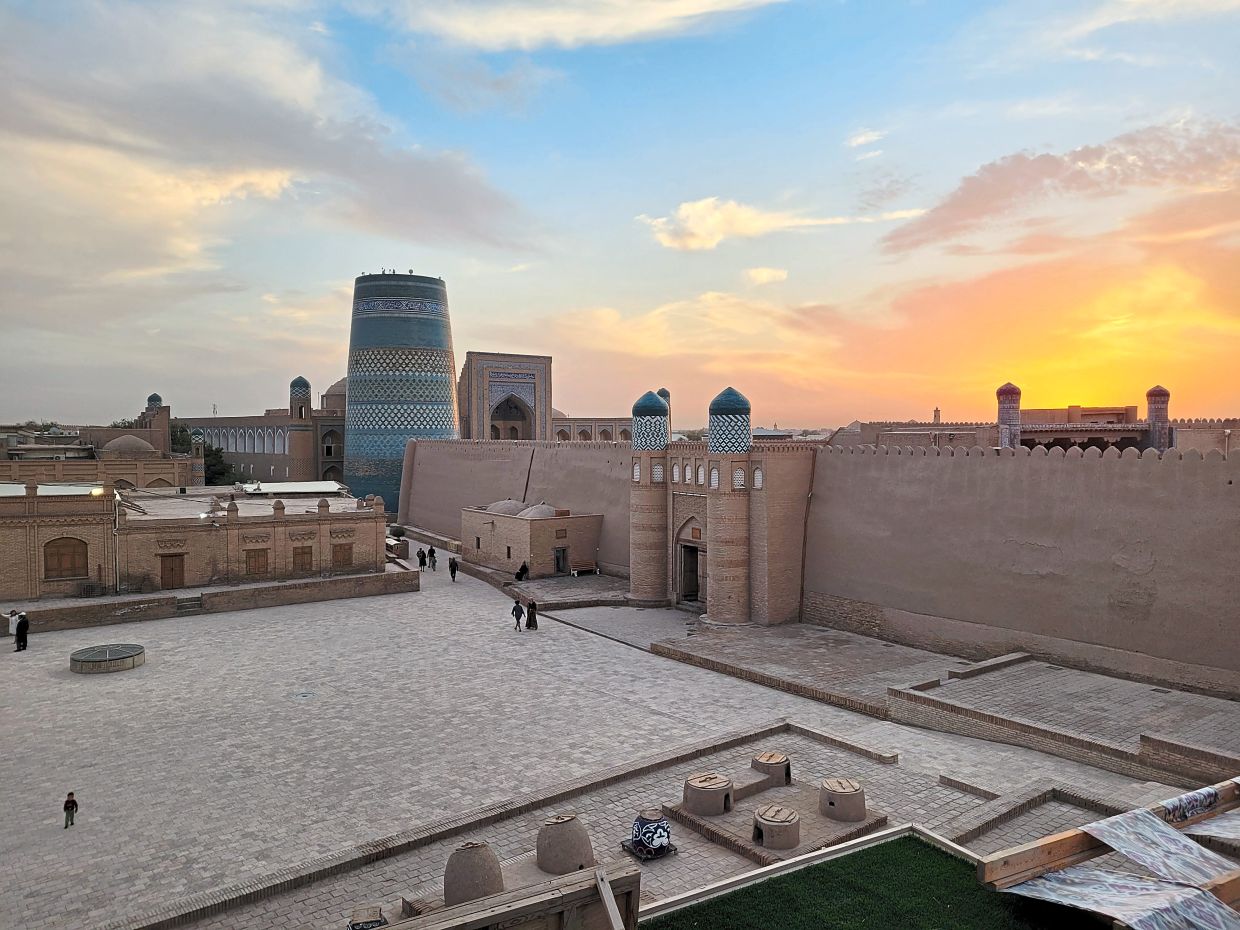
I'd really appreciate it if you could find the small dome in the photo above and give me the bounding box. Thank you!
[1146,384,1170,399]
[518,502,557,518]
[551,407,567,418]
[323,376,347,396]
[103,435,155,453]
[290,376,311,399]
[657,387,671,400]
[632,391,669,417]
[996,382,1021,399]
[486,498,526,515]
[709,386,750,416]
[146,392,162,407]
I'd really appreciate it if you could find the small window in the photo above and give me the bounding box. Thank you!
[697,465,705,485]
[685,463,693,484]
[753,467,764,489]
[506,545,512,559]
[475,536,481,549]
[733,467,746,489]
[555,528,567,539]
[324,444,334,457]
[632,461,641,482]
[672,463,681,483]
[245,549,269,575]
[292,546,313,573]
[652,463,665,483]
[44,537,88,580]
[332,543,353,569]
[710,467,719,489]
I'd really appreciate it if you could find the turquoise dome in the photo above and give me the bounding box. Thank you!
[632,391,669,417]
[146,392,162,407]
[290,376,311,399]
[708,386,750,416]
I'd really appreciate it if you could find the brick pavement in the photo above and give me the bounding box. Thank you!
[544,604,700,650]
[0,573,1182,930]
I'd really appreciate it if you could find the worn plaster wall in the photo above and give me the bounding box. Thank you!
[804,445,1240,684]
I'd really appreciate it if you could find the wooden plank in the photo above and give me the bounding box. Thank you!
[594,867,625,930]
[980,779,1240,890]
[1200,868,1240,907]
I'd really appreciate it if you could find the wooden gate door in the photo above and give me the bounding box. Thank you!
[160,554,185,589]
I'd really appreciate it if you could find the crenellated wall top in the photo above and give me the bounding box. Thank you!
[821,443,1234,463]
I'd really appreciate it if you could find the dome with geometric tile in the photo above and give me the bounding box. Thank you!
[1146,384,1171,399]
[486,499,526,515]
[290,376,312,400]
[146,392,162,407]
[632,391,670,417]
[518,502,557,518]
[708,386,750,416]
[996,382,1021,399]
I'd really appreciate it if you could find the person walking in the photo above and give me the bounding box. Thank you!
[416,548,427,572]
[427,545,437,571]
[511,599,525,632]
[448,557,458,582]
[14,611,29,652]
[63,792,78,828]
[526,600,538,631]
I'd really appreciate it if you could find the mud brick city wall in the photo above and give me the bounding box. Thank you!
[803,445,1240,682]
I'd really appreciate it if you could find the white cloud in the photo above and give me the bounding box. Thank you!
[745,267,788,285]
[1062,0,1240,41]
[855,149,884,161]
[377,0,786,50]
[846,128,887,148]
[639,197,925,250]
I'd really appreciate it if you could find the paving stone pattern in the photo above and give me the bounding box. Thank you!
[545,604,700,650]
[0,575,1179,930]
[932,663,1240,755]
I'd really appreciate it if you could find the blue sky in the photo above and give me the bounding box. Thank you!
[2,0,1238,427]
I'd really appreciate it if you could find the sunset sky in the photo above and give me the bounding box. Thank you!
[2,0,1238,428]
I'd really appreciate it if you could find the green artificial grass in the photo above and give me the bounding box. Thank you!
[642,837,1098,930]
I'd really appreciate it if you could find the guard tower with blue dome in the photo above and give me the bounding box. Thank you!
[628,390,670,605]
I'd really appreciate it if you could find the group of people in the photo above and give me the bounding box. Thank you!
[414,545,461,581]
[511,597,538,631]
[7,609,29,652]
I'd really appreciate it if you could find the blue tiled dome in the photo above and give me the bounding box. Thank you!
[146,392,162,407]
[290,376,312,399]
[708,387,750,416]
[632,391,669,417]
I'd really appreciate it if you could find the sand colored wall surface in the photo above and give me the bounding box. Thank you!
[399,440,632,575]
[803,445,1239,678]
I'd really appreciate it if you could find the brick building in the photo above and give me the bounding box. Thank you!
[461,498,602,578]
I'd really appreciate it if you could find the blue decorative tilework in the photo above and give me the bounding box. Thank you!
[352,298,447,315]
[708,413,751,453]
[632,414,667,450]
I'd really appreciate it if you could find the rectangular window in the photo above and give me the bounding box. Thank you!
[332,543,353,569]
[245,549,269,575]
[476,536,481,549]
[506,545,512,559]
[44,538,89,580]
[555,528,567,539]
[292,546,313,573]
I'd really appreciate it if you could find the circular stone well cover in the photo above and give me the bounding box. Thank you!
[70,644,145,674]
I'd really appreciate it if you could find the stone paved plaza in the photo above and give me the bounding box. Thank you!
[0,572,1200,930]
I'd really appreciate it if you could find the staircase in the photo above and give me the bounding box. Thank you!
[175,595,204,615]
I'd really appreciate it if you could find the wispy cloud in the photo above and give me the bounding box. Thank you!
[377,0,786,51]
[883,120,1240,252]
[745,267,788,285]
[846,128,887,148]
[639,197,923,250]
[855,149,884,161]
[388,43,561,112]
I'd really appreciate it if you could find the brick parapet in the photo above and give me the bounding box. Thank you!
[823,443,1235,462]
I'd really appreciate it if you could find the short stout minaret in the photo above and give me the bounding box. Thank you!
[287,376,315,481]
[705,387,752,625]
[996,382,1022,450]
[628,391,670,606]
[1146,385,1171,452]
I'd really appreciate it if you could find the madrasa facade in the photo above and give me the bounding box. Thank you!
[182,273,631,509]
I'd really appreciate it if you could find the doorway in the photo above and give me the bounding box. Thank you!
[554,547,569,574]
[160,554,185,590]
[489,394,534,441]
[681,546,700,602]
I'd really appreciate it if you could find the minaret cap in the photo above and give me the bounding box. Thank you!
[1146,384,1170,400]
[708,386,751,416]
[632,391,669,417]
[996,382,1021,399]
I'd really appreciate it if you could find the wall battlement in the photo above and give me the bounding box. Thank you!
[825,443,1235,464]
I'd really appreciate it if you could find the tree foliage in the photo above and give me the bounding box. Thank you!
[203,445,238,485]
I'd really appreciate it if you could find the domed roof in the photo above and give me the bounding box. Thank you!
[486,498,526,515]
[323,376,347,396]
[103,434,155,453]
[551,407,567,418]
[518,502,557,518]
[657,387,671,400]
[632,391,669,417]
[996,382,1022,398]
[709,386,750,416]
[146,392,162,406]
[1146,384,1171,398]
[290,376,311,399]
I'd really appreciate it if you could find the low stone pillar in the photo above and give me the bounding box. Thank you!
[683,772,734,816]
[752,751,792,785]
[820,778,866,822]
[536,814,596,874]
[443,841,504,906]
[752,804,800,849]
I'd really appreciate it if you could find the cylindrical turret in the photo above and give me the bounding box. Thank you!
[996,382,1022,449]
[344,273,459,509]
[657,387,672,445]
[1147,385,1171,452]
[287,376,315,480]
[629,391,670,606]
[706,387,751,625]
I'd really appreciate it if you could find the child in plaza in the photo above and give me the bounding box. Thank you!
[448,557,458,582]
[511,599,524,631]
[63,792,78,828]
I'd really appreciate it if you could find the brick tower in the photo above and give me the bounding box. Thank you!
[705,386,751,625]
[287,376,315,481]
[628,390,670,606]
[1146,385,1171,452]
[997,382,1022,450]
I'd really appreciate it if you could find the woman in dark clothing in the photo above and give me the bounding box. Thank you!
[14,612,29,652]
[515,561,529,582]
[416,548,427,571]
[525,601,538,631]
[448,557,458,582]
